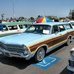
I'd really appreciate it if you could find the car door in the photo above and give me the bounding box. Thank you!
[50,25,67,47]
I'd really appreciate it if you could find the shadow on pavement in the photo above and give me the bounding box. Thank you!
[60,67,74,74]
[0,55,36,70]
[60,67,68,74]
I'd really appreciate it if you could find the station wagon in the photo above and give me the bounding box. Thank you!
[0,22,31,37]
[5,21,32,33]
[67,48,74,73]
[0,22,74,62]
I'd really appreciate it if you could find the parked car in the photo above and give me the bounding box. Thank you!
[67,48,74,74]
[0,22,31,37]
[63,22,74,40]
[69,21,74,39]
[5,21,32,33]
[0,22,74,62]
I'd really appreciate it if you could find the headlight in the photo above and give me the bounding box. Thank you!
[70,48,74,56]
[23,46,29,55]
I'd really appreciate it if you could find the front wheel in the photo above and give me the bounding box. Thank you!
[34,47,45,62]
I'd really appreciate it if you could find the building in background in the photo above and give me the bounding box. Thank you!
[69,10,74,20]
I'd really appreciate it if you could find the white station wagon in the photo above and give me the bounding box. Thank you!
[0,22,30,37]
[0,22,74,62]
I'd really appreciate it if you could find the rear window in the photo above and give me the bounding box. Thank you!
[19,24,28,29]
[19,25,23,29]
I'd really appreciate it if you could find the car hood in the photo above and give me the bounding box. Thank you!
[0,33,48,47]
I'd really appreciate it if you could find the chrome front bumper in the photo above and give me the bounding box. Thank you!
[0,48,34,60]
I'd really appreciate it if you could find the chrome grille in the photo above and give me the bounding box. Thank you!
[0,42,24,53]
[6,44,24,53]
[6,44,23,49]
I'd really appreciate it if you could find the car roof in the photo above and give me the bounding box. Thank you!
[69,21,74,23]
[32,22,69,26]
[4,21,32,26]
[70,21,74,22]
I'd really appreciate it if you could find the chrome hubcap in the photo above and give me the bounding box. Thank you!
[37,48,45,61]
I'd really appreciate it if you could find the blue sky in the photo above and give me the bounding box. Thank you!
[0,0,74,18]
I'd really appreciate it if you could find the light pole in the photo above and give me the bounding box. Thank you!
[12,0,15,18]
[1,13,5,20]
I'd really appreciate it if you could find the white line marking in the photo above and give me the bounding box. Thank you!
[43,60,46,64]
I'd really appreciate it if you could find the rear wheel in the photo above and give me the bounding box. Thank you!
[66,37,71,46]
[71,36,74,42]
[34,47,45,62]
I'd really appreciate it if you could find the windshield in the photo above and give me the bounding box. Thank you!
[25,25,51,34]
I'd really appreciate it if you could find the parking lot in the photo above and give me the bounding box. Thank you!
[0,41,73,74]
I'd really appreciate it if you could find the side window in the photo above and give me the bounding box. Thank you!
[23,25,27,28]
[27,26,35,32]
[24,25,28,28]
[8,25,18,30]
[64,24,72,29]
[52,25,59,34]
[58,25,65,32]
[69,24,73,29]
[19,25,23,29]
